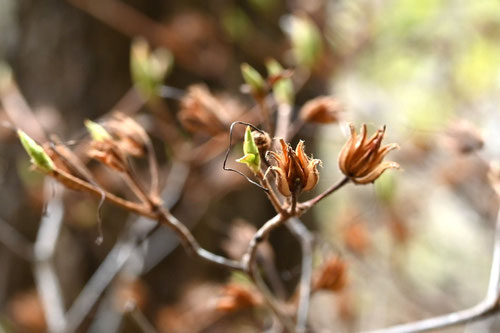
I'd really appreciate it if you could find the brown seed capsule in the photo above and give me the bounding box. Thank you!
[267,139,321,196]
[339,124,399,184]
[87,140,128,173]
[343,221,370,255]
[251,130,271,153]
[215,284,262,312]
[313,257,348,292]
[106,113,149,157]
[299,96,343,124]
[178,85,229,136]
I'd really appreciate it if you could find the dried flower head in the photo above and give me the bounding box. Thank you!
[339,124,399,184]
[215,284,262,312]
[299,96,342,124]
[313,257,347,292]
[106,113,149,157]
[87,140,128,172]
[178,85,230,136]
[267,139,321,196]
[343,221,370,254]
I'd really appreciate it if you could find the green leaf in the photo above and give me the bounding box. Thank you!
[236,126,261,174]
[266,58,294,105]
[130,38,173,100]
[17,129,54,173]
[241,63,266,96]
[287,14,323,69]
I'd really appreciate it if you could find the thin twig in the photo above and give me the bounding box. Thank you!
[241,213,297,332]
[275,103,292,141]
[257,96,272,134]
[34,180,67,333]
[365,206,500,333]
[250,260,296,333]
[286,218,314,333]
[259,170,285,214]
[301,177,350,209]
[126,302,158,333]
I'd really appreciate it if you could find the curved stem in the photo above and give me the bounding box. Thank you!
[301,177,350,209]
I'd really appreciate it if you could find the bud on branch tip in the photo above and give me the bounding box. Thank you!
[236,126,261,174]
[17,129,55,173]
[84,119,112,142]
[241,63,265,97]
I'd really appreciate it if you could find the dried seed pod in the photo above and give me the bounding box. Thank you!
[178,85,229,136]
[343,221,370,255]
[251,130,271,153]
[339,123,399,184]
[106,113,149,157]
[266,139,321,196]
[299,96,342,124]
[314,257,348,292]
[87,140,128,173]
[215,284,262,312]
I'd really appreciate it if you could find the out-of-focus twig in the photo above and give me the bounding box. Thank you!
[275,103,292,142]
[287,218,314,333]
[34,179,66,333]
[65,162,189,332]
[241,213,296,332]
[366,206,500,333]
[125,302,158,333]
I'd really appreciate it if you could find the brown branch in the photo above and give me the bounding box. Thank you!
[50,167,243,271]
[301,176,350,209]
[241,213,296,331]
[52,168,154,218]
[287,218,314,333]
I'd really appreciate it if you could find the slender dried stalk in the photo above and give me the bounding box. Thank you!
[301,176,350,209]
[34,180,67,333]
[287,218,314,333]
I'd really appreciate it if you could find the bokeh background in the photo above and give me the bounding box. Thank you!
[1,0,500,332]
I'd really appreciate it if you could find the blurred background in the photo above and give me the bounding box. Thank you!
[1,0,500,332]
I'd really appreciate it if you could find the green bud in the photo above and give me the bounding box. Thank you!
[241,63,266,96]
[17,129,54,173]
[84,119,112,141]
[130,38,173,100]
[288,14,323,69]
[266,58,294,105]
[236,126,261,174]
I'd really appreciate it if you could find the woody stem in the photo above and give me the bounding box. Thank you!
[302,176,350,209]
[258,170,286,214]
[50,168,243,271]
